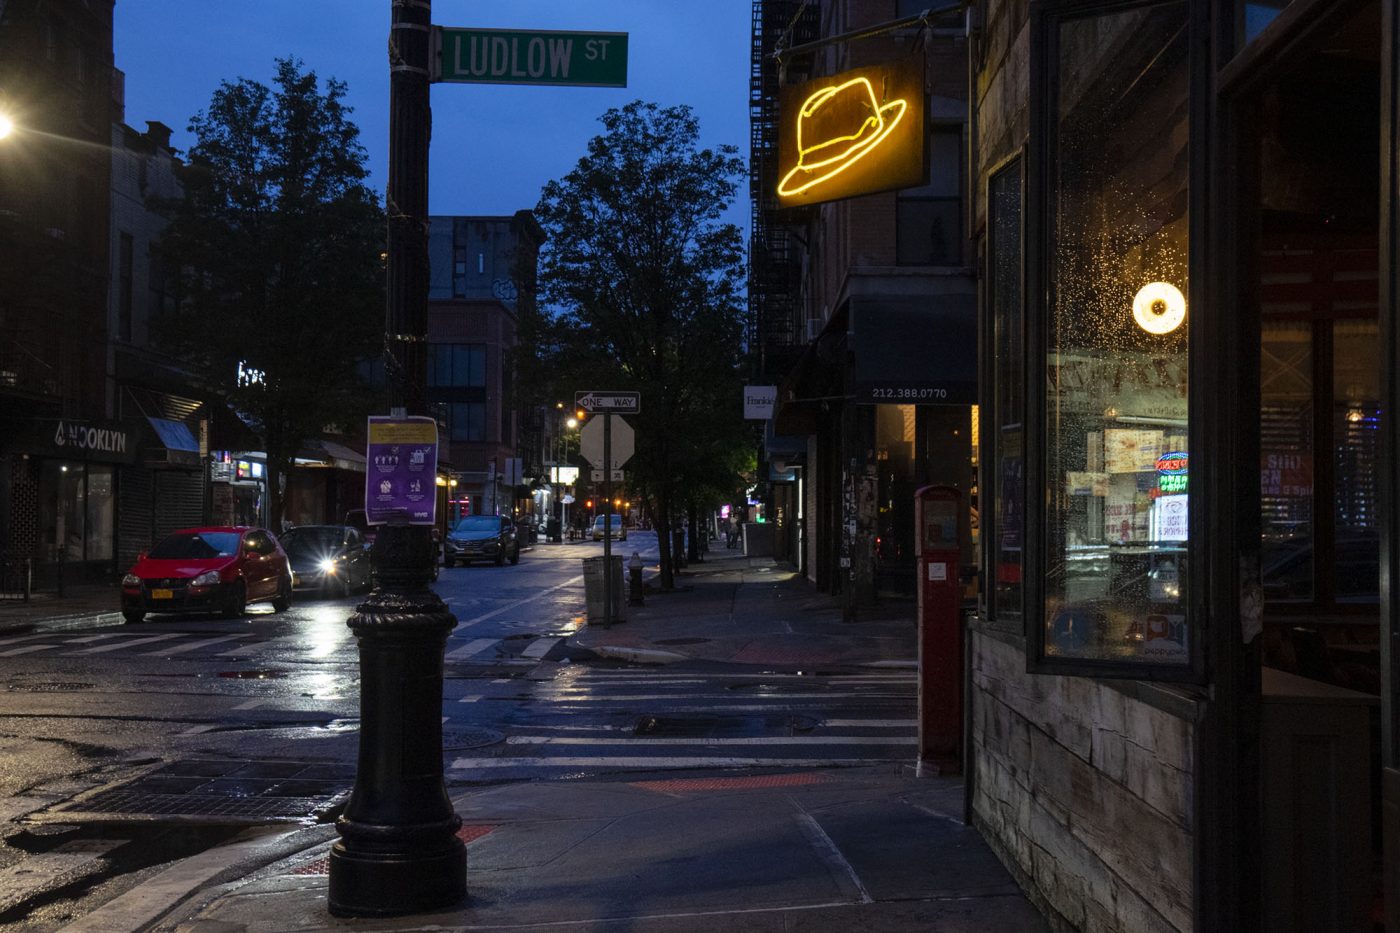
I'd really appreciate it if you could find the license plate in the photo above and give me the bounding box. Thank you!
[151,588,173,599]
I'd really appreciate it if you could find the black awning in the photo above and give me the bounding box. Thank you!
[849,292,977,405]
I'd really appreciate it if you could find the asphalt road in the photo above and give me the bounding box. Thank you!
[0,531,918,929]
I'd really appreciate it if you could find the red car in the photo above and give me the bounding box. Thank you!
[120,526,293,624]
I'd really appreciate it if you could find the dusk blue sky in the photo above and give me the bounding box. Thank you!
[113,1,752,233]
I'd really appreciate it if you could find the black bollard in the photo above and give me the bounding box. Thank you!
[328,523,465,916]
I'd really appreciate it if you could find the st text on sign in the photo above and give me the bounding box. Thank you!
[435,27,627,88]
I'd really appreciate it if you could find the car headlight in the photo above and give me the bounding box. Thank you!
[191,570,222,587]
[319,558,338,574]
[121,573,141,586]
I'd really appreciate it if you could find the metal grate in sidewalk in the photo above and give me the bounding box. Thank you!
[41,759,353,824]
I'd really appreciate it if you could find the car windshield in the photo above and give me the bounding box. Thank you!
[148,531,241,559]
[594,516,621,526]
[280,528,342,555]
[451,516,500,533]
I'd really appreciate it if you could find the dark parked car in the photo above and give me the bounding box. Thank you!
[443,514,520,567]
[280,524,371,596]
[120,526,292,623]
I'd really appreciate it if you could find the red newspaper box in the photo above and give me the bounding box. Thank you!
[915,485,963,774]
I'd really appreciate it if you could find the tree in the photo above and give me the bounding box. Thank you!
[530,101,749,588]
[160,58,384,530]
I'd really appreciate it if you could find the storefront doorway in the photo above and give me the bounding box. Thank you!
[1229,1,1387,926]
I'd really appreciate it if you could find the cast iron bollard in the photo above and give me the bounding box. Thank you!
[628,551,644,606]
[328,524,465,915]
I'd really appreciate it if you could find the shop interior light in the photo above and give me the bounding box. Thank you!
[1132,282,1187,334]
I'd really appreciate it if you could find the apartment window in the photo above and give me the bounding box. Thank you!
[448,402,486,442]
[118,233,134,342]
[897,127,962,266]
[148,244,170,320]
[428,344,486,388]
[1030,0,1196,675]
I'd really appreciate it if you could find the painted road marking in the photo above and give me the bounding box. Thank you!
[445,638,499,661]
[454,576,583,627]
[451,756,890,770]
[531,693,912,702]
[822,719,917,728]
[63,633,125,644]
[148,634,247,656]
[219,636,298,657]
[75,634,180,654]
[520,637,560,660]
[0,644,59,657]
[504,735,916,746]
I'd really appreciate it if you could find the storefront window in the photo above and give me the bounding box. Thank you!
[989,157,1024,622]
[39,461,113,563]
[1040,1,1192,666]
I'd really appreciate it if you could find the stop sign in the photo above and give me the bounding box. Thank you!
[579,416,634,469]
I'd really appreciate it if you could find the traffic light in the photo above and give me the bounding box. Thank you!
[575,409,586,422]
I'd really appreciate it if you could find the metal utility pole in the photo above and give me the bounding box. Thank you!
[329,0,466,916]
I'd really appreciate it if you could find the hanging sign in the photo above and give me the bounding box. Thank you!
[776,57,925,207]
[364,415,439,525]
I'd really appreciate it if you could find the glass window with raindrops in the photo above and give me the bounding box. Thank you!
[1043,1,1191,664]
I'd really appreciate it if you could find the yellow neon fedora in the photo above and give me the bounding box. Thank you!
[778,76,908,197]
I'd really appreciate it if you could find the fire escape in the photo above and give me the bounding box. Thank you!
[749,0,819,383]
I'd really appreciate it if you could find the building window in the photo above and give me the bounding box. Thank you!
[118,232,134,342]
[148,244,170,320]
[897,127,962,266]
[428,344,486,388]
[448,402,486,442]
[40,462,113,563]
[988,157,1024,626]
[1031,0,1194,672]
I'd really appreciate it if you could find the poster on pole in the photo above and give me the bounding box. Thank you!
[364,415,439,525]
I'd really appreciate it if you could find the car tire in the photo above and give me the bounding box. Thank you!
[122,610,145,625]
[509,545,520,565]
[222,581,247,619]
[495,549,506,567]
[272,577,292,613]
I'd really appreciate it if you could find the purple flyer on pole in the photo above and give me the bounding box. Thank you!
[364,416,439,525]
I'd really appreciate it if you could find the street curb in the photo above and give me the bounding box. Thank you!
[58,823,338,933]
[586,645,688,665]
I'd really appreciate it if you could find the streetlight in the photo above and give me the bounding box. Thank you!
[0,114,13,140]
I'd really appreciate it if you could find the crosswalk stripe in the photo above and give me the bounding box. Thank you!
[450,756,892,770]
[504,736,916,746]
[532,692,912,703]
[219,636,297,657]
[148,634,247,656]
[821,719,917,728]
[520,637,560,660]
[454,576,583,627]
[64,633,125,644]
[445,638,499,660]
[0,644,59,657]
[76,634,180,654]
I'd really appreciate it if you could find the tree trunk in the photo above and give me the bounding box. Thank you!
[687,505,700,562]
[654,490,674,590]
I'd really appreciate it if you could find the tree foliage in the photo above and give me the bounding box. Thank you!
[160,58,384,528]
[529,101,749,586]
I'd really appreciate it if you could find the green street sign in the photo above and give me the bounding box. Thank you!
[435,27,628,88]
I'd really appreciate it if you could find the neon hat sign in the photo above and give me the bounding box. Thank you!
[776,57,925,207]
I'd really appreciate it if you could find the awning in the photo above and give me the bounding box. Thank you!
[292,439,367,473]
[144,417,201,468]
[849,292,977,405]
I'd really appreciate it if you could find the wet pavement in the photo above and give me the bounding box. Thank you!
[0,536,1047,932]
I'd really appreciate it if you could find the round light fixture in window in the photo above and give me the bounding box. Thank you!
[1132,282,1187,334]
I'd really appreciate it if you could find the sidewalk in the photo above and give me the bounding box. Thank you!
[61,542,1048,933]
[0,583,122,632]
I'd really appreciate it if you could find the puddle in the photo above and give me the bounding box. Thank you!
[217,670,286,679]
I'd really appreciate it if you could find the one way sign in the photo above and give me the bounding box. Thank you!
[575,391,640,413]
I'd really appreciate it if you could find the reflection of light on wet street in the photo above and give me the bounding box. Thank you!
[290,669,349,700]
[305,603,353,658]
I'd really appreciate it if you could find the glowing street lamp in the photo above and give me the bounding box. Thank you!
[0,114,14,140]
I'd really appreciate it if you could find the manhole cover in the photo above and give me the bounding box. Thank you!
[653,638,710,646]
[442,728,503,750]
[19,682,93,692]
[39,759,351,824]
